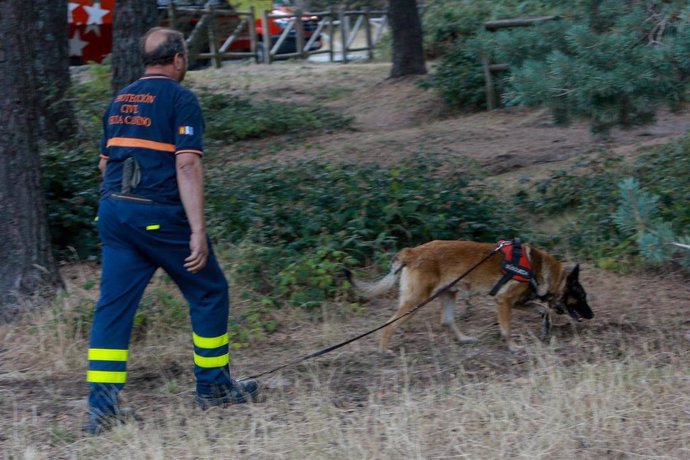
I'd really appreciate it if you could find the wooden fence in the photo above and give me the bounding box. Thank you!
[482,15,560,109]
[164,3,389,67]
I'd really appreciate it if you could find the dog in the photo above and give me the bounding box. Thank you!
[345,240,593,352]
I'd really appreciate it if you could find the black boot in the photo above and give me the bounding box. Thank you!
[195,379,259,409]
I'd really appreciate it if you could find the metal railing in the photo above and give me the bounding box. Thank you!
[165,2,389,67]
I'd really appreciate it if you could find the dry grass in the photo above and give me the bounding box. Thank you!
[1,274,689,459]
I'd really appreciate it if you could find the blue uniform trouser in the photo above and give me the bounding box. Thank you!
[88,196,234,415]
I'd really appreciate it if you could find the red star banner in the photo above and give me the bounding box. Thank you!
[68,1,115,64]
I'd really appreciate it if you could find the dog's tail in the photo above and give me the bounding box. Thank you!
[343,255,405,299]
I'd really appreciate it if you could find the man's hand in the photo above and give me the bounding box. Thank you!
[185,231,209,273]
[99,158,107,177]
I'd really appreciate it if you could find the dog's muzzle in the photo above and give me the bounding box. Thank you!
[553,301,583,322]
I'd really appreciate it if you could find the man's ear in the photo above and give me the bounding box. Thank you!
[174,53,185,70]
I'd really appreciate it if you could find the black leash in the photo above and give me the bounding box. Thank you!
[242,242,506,381]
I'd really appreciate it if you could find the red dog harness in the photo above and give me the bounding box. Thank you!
[489,238,538,295]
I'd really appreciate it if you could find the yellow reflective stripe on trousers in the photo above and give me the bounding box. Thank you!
[193,353,229,368]
[88,348,129,361]
[87,370,127,384]
[192,332,229,349]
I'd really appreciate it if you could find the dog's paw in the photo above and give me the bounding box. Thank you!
[457,335,478,344]
[377,348,396,359]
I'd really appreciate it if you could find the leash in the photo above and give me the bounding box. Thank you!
[242,241,507,381]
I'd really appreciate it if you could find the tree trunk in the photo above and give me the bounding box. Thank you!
[388,0,427,78]
[0,1,62,319]
[111,0,160,94]
[32,0,77,143]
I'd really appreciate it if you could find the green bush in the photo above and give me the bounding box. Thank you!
[424,0,690,133]
[421,0,558,111]
[40,64,111,260]
[516,134,690,266]
[200,93,353,142]
[41,145,101,260]
[206,157,516,307]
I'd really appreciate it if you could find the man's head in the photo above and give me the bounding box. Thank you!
[141,27,188,82]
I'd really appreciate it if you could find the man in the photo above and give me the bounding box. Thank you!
[86,27,258,435]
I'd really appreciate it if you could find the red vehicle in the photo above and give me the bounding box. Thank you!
[68,0,322,65]
[233,0,323,60]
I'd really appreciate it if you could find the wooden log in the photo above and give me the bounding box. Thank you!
[489,63,510,72]
[484,15,559,31]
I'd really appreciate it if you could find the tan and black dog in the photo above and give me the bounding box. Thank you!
[345,240,593,352]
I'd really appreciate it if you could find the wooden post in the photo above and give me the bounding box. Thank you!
[364,7,373,60]
[206,3,222,68]
[339,8,348,63]
[167,2,176,30]
[262,9,271,64]
[249,7,258,63]
[295,9,305,59]
[482,56,497,110]
[328,7,335,62]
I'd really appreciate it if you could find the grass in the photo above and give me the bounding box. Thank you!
[2,347,689,457]
[1,273,689,458]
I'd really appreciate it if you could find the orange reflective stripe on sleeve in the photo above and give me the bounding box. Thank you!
[107,137,176,153]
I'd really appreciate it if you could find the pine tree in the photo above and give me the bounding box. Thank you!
[614,177,690,269]
[426,0,690,134]
[506,1,690,135]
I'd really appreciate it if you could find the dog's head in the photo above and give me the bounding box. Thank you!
[552,265,594,321]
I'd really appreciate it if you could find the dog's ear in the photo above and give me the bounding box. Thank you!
[567,264,580,283]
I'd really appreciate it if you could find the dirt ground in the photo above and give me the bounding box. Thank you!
[194,62,689,174]
[2,61,689,443]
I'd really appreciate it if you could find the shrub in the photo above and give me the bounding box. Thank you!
[41,64,111,260]
[424,0,690,133]
[41,145,101,260]
[516,134,690,268]
[421,0,558,110]
[200,93,353,142]
[206,157,516,307]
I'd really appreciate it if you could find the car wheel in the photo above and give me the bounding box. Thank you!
[256,42,266,64]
